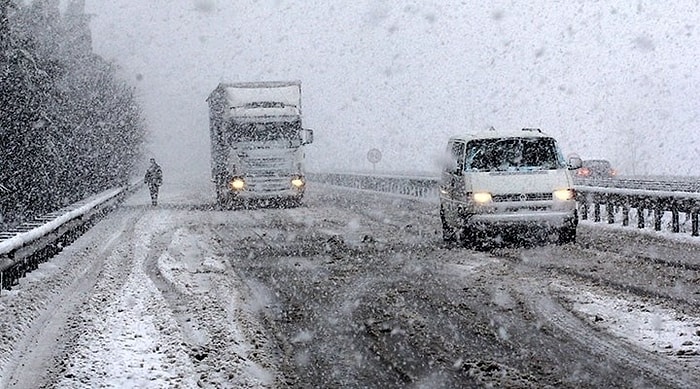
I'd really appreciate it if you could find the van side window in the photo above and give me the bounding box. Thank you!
[449,141,466,172]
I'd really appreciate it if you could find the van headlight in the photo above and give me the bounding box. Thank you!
[553,189,575,201]
[291,176,305,188]
[472,192,492,204]
[228,177,246,191]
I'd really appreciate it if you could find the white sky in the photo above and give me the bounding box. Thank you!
[82,0,700,179]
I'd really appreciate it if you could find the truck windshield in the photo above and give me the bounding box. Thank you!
[466,137,565,172]
[228,121,301,145]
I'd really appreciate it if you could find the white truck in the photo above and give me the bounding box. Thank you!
[207,81,313,208]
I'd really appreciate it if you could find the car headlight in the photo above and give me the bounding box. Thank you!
[228,177,246,191]
[291,176,305,188]
[472,192,492,204]
[553,189,575,201]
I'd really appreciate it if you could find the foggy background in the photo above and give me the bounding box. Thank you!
[82,0,699,181]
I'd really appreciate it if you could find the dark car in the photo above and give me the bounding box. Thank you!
[576,159,617,178]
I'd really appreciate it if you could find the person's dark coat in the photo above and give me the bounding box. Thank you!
[144,160,163,187]
[144,159,162,205]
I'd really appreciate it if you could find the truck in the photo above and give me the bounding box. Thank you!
[207,81,313,208]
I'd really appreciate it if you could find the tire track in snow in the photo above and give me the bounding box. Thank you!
[51,208,199,388]
[143,211,280,388]
[1,209,139,388]
[511,275,700,388]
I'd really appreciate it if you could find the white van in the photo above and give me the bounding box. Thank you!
[439,128,582,245]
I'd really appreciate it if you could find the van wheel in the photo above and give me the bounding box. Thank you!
[460,228,479,248]
[557,226,577,245]
[440,206,457,242]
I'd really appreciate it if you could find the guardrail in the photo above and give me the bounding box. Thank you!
[576,186,700,236]
[309,172,700,237]
[0,183,141,292]
[309,172,439,199]
[574,176,700,192]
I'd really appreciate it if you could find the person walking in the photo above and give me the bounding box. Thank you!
[144,158,163,205]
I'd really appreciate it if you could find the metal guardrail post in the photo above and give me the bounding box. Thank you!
[654,208,663,231]
[671,209,680,233]
[693,212,699,236]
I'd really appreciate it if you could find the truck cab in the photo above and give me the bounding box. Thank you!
[208,81,313,208]
[439,128,581,246]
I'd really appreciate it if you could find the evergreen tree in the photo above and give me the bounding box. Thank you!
[0,0,144,228]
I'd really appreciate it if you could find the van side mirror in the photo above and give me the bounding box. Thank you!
[302,129,313,145]
[568,156,582,170]
[447,159,463,174]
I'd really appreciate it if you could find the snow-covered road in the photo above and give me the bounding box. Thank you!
[1,182,699,388]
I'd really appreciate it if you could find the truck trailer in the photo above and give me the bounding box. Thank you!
[207,81,313,208]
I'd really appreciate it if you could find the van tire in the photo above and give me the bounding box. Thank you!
[557,226,577,245]
[460,228,480,248]
[440,206,457,242]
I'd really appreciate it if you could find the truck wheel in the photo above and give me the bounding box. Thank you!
[440,206,457,242]
[216,190,228,209]
[286,196,303,208]
[557,226,577,245]
[217,193,239,210]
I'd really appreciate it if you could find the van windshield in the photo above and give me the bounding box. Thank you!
[466,137,565,172]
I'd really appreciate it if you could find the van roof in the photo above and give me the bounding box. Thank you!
[449,128,551,142]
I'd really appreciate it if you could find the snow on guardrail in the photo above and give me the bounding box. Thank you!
[0,182,141,291]
[0,188,123,257]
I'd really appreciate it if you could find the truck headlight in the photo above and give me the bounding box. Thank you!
[291,176,305,188]
[472,192,492,204]
[553,189,575,201]
[229,177,246,191]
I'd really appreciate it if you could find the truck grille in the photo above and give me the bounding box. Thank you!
[242,156,287,171]
[242,156,295,193]
[246,177,291,192]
